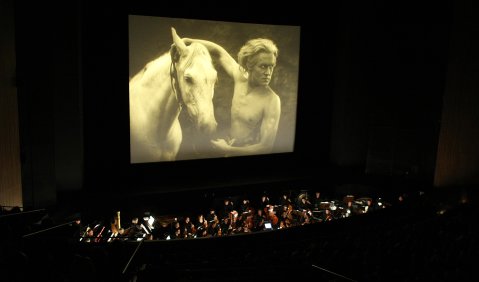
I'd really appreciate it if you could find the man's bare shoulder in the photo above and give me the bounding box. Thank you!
[261,88,280,113]
[256,86,275,96]
[265,87,280,102]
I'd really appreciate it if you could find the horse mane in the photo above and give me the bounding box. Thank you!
[130,43,212,88]
[129,52,172,89]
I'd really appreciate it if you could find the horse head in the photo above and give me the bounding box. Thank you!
[170,28,218,136]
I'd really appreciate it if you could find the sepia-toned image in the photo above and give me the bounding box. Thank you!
[129,15,300,163]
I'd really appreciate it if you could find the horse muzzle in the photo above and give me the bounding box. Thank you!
[199,120,217,136]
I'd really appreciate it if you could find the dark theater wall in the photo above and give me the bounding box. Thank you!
[0,0,23,208]
[15,1,83,208]
[330,1,452,185]
[435,0,479,187]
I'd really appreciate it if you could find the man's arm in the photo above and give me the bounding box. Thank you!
[182,37,242,80]
[211,95,281,156]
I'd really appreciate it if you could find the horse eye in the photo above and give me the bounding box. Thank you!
[184,76,193,84]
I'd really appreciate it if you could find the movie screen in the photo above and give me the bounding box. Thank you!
[129,15,300,163]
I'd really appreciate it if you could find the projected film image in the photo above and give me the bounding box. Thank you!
[129,15,300,163]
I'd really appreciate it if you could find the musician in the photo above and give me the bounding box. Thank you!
[322,209,333,222]
[167,217,179,236]
[260,194,270,212]
[309,210,322,223]
[84,227,95,242]
[206,208,216,223]
[313,192,322,211]
[298,197,312,211]
[280,205,290,222]
[281,204,296,227]
[196,214,205,227]
[345,200,353,217]
[243,210,254,231]
[199,220,209,237]
[70,217,84,238]
[208,218,221,237]
[240,198,251,214]
[253,208,266,231]
[182,216,194,237]
[279,193,292,208]
[171,227,182,239]
[301,211,312,225]
[124,217,143,239]
[364,199,378,213]
[220,217,233,236]
[222,199,234,219]
[268,210,279,229]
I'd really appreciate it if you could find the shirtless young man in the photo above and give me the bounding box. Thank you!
[184,36,281,157]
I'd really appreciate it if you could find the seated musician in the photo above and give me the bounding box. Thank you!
[253,209,266,231]
[345,200,353,217]
[222,198,234,219]
[206,208,216,223]
[313,191,322,211]
[268,209,279,229]
[208,218,221,237]
[301,211,312,225]
[298,197,312,211]
[220,217,233,236]
[196,214,205,228]
[322,209,333,222]
[70,216,84,238]
[123,217,144,239]
[170,228,182,239]
[182,216,195,237]
[279,193,292,208]
[260,194,270,211]
[240,198,251,214]
[84,227,95,242]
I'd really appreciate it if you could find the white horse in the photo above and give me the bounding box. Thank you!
[129,28,218,163]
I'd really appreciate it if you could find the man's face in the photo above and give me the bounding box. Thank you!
[249,52,276,87]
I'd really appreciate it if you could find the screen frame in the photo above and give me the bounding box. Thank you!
[81,4,336,196]
[128,15,300,164]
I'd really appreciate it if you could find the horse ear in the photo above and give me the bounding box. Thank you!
[170,44,180,63]
[171,27,187,56]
